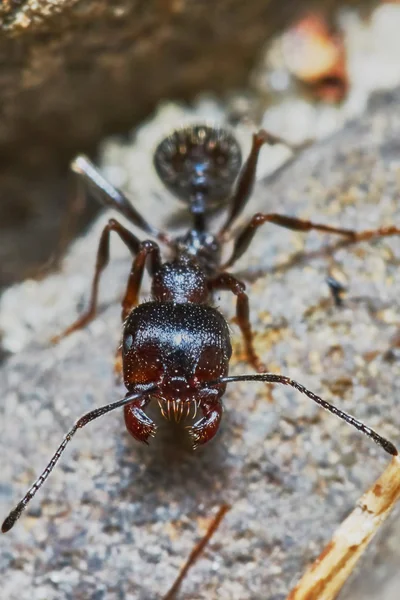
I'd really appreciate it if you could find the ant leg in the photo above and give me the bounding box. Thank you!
[163,503,230,600]
[71,155,171,245]
[208,273,265,372]
[223,212,400,269]
[219,130,304,236]
[115,240,162,380]
[121,240,162,321]
[52,218,141,343]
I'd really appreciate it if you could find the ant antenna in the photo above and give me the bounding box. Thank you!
[2,387,157,533]
[209,374,398,457]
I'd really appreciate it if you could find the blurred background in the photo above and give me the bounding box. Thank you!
[2,2,400,599]
[2,0,400,293]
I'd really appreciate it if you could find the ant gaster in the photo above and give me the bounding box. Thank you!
[3,124,399,534]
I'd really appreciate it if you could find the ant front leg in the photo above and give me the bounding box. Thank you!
[208,273,265,373]
[114,240,161,380]
[52,219,142,343]
[223,213,400,269]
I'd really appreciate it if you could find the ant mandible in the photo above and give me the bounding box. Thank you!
[2,124,399,534]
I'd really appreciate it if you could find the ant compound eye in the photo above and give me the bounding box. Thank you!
[153,124,242,205]
[123,333,133,353]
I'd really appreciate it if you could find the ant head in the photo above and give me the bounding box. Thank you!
[122,303,231,424]
[153,124,242,206]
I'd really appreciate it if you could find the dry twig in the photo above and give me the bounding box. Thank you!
[287,456,400,600]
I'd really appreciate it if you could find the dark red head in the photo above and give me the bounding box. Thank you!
[122,301,231,446]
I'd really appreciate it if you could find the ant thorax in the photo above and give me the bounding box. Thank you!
[151,258,209,304]
[174,231,222,275]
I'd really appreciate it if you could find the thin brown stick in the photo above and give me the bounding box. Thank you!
[287,456,400,600]
[163,503,230,600]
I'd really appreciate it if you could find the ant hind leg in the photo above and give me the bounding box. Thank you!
[72,155,171,245]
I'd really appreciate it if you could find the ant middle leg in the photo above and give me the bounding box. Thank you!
[208,273,265,373]
[219,130,305,236]
[223,212,400,269]
[121,240,162,321]
[52,218,141,343]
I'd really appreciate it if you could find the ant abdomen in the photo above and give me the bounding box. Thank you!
[153,124,242,206]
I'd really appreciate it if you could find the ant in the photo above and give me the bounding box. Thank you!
[2,123,399,536]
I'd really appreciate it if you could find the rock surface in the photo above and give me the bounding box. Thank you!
[1,88,400,599]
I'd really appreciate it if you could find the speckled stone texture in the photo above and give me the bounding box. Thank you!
[1,88,400,599]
